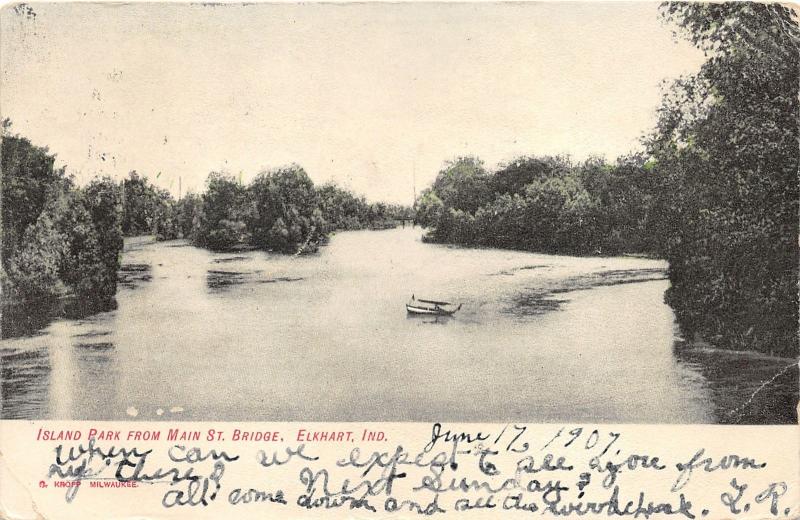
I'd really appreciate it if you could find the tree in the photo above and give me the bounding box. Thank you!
[5,211,65,300]
[317,182,411,231]
[418,153,654,255]
[1,127,124,304]
[121,171,172,236]
[194,172,250,251]
[650,2,799,355]
[1,132,68,264]
[175,193,202,239]
[431,156,491,214]
[490,155,572,196]
[81,178,124,300]
[248,165,322,252]
[414,189,444,229]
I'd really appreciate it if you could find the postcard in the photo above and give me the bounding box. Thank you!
[0,1,797,518]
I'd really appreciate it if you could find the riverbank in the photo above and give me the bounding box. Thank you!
[1,227,795,424]
[123,234,157,250]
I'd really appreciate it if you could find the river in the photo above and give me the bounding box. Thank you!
[1,227,796,423]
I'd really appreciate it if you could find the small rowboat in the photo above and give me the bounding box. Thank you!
[406,295,462,316]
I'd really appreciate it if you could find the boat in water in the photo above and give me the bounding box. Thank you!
[406,295,462,316]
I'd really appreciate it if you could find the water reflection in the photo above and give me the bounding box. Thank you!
[406,314,455,325]
[503,266,666,317]
[118,263,152,289]
[0,228,796,423]
[75,342,115,351]
[0,347,51,418]
[73,330,112,339]
[673,342,798,424]
[1,298,117,340]
[206,270,249,290]
[213,256,252,264]
[258,276,304,284]
[506,292,566,317]
[206,269,305,291]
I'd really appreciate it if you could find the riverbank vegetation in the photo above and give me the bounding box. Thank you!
[1,126,413,310]
[416,3,798,357]
[317,182,414,232]
[146,168,413,252]
[416,154,658,256]
[1,124,123,306]
[649,3,798,357]
[3,3,795,357]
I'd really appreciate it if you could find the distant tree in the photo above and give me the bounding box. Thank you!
[317,182,411,231]
[194,172,250,251]
[418,152,653,256]
[431,156,491,214]
[121,171,172,236]
[579,154,657,253]
[489,155,572,196]
[175,193,202,239]
[317,183,371,230]
[248,165,322,252]
[523,176,587,252]
[414,189,444,229]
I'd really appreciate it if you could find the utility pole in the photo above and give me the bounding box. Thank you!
[178,176,182,201]
[120,176,127,234]
[412,159,417,209]
[412,159,417,228]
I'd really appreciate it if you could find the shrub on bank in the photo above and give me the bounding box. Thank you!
[1,128,123,304]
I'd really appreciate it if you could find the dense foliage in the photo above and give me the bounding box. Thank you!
[190,172,250,250]
[1,128,123,304]
[171,169,413,253]
[247,166,324,253]
[121,171,172,236]
[416,155,658,256]
[417,3,799,357]
[648,2,799,356]
[316,182,414,232]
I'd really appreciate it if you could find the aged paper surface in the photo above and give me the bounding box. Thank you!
[1,422,799,518]
[0,1,798,518]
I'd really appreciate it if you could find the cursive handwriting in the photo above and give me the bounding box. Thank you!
[41,424,791,518]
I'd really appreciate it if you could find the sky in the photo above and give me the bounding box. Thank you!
[1,2,704,204]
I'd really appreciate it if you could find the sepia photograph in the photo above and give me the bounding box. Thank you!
[1,1,797,425]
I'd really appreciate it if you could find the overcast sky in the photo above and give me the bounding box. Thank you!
[1,2,704,204]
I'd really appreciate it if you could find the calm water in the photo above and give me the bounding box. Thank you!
[1,228,797,423]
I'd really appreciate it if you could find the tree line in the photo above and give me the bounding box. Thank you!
[131,168,413,251]
[416,154,658,256]
[1,128,412,308]
[416,2,798,357]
